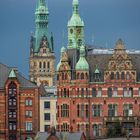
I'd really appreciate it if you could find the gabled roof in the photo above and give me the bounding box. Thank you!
[0,63,37,89]
[36,132,85,140]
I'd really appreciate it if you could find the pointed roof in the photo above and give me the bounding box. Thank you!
[115,38,125,50]
[0,63,37,89]
[68,0,84,27]
[94,65,100,74]
[76,46,89,71]
[8,69,16,78]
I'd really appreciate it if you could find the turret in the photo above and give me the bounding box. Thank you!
[67,0,84,49]
[75,46,89,80]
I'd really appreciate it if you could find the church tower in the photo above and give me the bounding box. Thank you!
[67,0,85,49]
[29,0,55,86]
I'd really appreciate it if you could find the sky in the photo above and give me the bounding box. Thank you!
[0,0,140,77]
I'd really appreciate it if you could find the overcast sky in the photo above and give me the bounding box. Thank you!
[0,0,140,77]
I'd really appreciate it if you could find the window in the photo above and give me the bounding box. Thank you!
[86,124,89,136]
[126,72,130,80]
[123,87,133,97]
[92,88,96,97]
[44,101,50,109]
[81,88,84,97]
[97,88,102,97]
[25,99,32,106]
[121,72,125,79]
[116,72,119,80]
[108,87,112,97]
[61,104,69,117]
[44,125,50,132]
[9,122,17,131]
[39,62,42,69]
[9,111,17,118]
[123,104,133,116]
[61,123,69,132]
[26,110,32,117]
[9,98,17,106]
[81,73,84,79]
[64,88,67,97]
[113,87,118,97]
[26,122,33,131]
[108,104,117,117]
[43,62,46,68]
[47,62,50,69]
[77,104,80,117]
[92,124,102,137]
[92,104,102,117]
[44,113,50,121]
[86,105,89,118]
[81,104,84,117]
[111,72,114,80]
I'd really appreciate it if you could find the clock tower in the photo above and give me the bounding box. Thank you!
[67,0,85,49]
[29,0,55,86]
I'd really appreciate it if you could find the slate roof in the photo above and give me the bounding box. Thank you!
[0,63,37,89]
[66,48,140,82]
[36,132,84,140]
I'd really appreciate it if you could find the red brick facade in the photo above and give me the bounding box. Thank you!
[57,40,140,139]
[0,64,40,140]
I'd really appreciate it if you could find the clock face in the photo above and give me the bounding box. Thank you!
[70,28,73,34]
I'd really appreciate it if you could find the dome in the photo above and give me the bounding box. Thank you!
[61,46,66,53]
[68,14,84,27]
[75,46,89,71]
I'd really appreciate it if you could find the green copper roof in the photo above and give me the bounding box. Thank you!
[68,0,84,27]
[61,46,66,53]
[34,0,49,52]
[76,46,89,70]
[57,46,66,71]
[8,69,16,78]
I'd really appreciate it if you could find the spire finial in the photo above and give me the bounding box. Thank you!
[73,0,79,14]
[38,0,46,6]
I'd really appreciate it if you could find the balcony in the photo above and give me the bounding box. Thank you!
[104,116,138,123]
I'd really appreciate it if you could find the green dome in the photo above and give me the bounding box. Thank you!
[61,46,66,53]
[68,14,84,27]
[75,46,89,70]
[73,0,78,5]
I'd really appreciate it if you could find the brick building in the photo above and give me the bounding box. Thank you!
[56,0,140,139]
[0,63,39,140]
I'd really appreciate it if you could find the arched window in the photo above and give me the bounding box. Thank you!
[108,87,112,97]
[81,73,84,79]
[126,72,130,80]
[116,72,119,80]
[110,72,114,80]
[113,87,118,97]
[64,88,67,97]
[77,73,80,79]
[47,62,50,69]
[43,62,46,69]
[39,62,42,69]
[121,72,125,80]
[92,88,96,97]
[128,87,133,97]
[97,87,102,97]
[123,87,128,97]
[81,88,84,97]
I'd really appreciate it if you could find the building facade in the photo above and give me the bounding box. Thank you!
[40,86,57,132]
[57,0,140,139]
[29,0,55,86]
[0,63,39,140]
